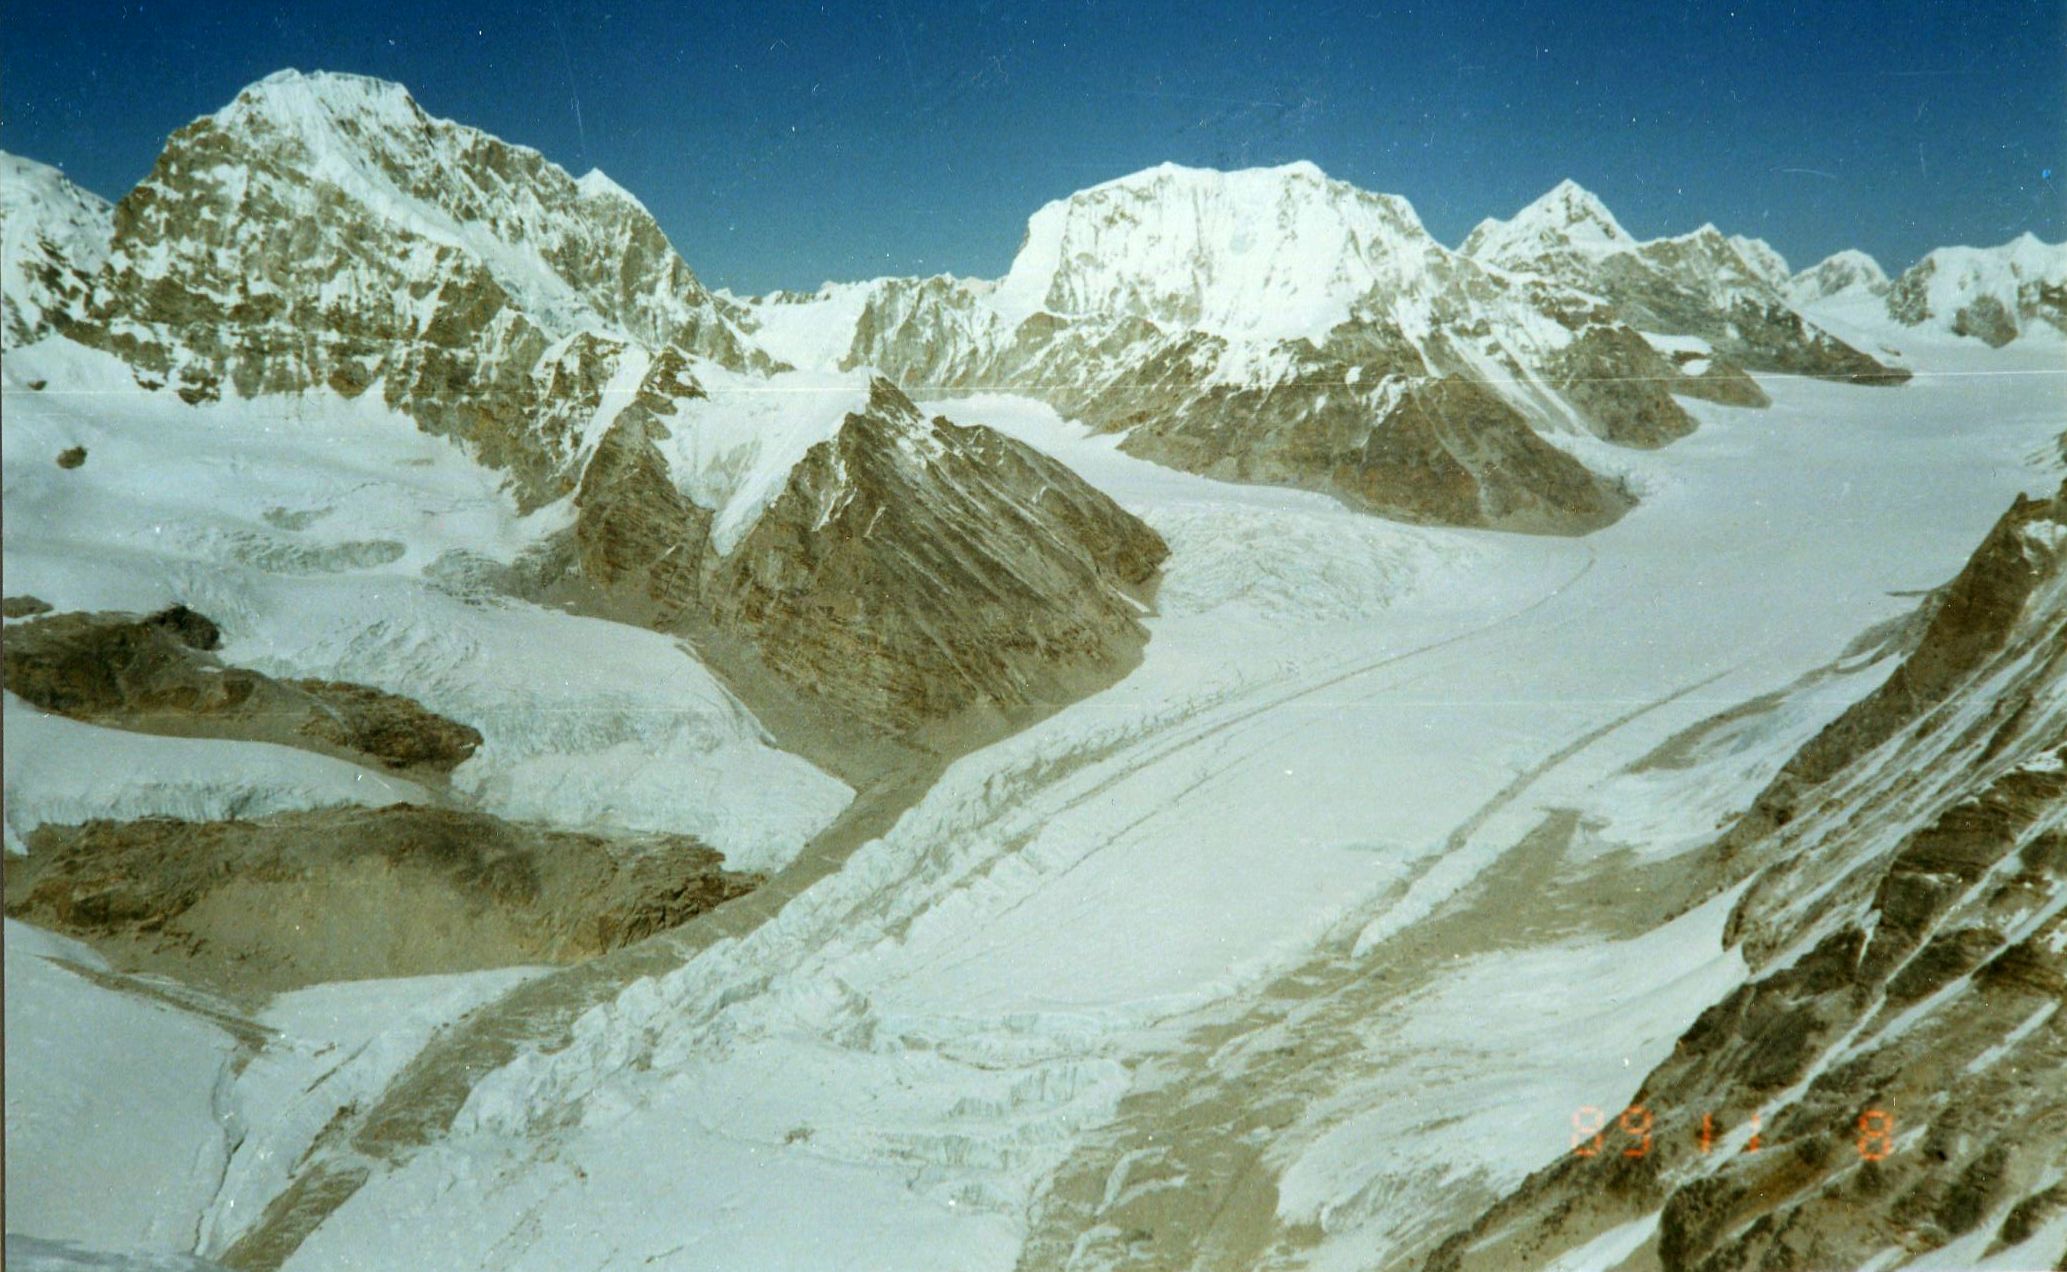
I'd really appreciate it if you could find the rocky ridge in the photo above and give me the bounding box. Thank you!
[1462,181,1909,384]
[3,605,482,778]
[1425,481,2067,1272]
[0,152,111,352]
[733,163,1778,534]
[4,804,760,994]
[544,366,1169,740]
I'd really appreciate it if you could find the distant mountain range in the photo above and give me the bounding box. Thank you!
[2,68,2061,742]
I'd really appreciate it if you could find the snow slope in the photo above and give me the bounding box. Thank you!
[261,339,2063,1271]
[3,918,541,1263]
[0,340,851,872]
[0,151,111,349]
[3,922,240,1251]
[990,161,1437,345]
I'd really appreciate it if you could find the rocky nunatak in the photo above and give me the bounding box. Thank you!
[552,367,1168,742]
[4,805,760,994]
[3,605,483,776]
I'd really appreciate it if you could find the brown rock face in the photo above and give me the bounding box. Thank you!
[1422,482,2067,1272]
[705,382,1167,735]
[1540,324,1702,448]
[547,372,1167,743]
[4,804,759,993]
[567,353,714,626]
[1754,484,2066,817]
[3,606,481,776]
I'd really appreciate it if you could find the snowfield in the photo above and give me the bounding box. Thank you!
[0,340,852,872]
[3,310,2062,1268]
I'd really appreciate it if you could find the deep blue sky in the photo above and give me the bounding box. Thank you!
[5,1,2062,294]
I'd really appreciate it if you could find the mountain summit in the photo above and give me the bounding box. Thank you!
[990,160,1439,345]
[1459,178,1635,262]
[1464,181,1907,383]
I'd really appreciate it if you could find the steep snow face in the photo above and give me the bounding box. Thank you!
[1788,247,1891,306]
[189,69,739,352]
[1887,233,2067,346]
[0,152,112,349]
[991,161,1441,345]
[658,367,880,554]
[1459,178,1636,264]
[1729,234,1792,289]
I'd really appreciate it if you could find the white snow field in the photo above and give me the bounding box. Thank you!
[209,335,2060,1269]
[0,340,852,872]
[2,918,538,1269]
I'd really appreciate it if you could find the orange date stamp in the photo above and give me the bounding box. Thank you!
[1570,1106,1895,1161]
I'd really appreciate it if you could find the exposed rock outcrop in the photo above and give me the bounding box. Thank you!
[557,373,1169,740]
[1423,481,2067,1272]
[3,606,482,777]
[4,804,759,993]
[706,380,1168,734]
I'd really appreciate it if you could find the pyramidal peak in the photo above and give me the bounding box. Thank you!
[990,159,1437,344]
[1728,234,1793,288]
[576,167,648,212]
[1461,178,1633,264]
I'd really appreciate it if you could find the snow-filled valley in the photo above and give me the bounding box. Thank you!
[8,323,2060,1269]
[5,65,2067,1272]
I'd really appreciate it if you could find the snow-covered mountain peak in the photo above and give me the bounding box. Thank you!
[215,68,429,138]
[1885,232,2067,345]
[991,160,1438,344]
[575,167,647,213]
[93,68,772,373]
[1787,248,1890,305]
[1462,179,1634,263]
[1728,234,1792,288]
